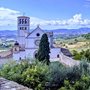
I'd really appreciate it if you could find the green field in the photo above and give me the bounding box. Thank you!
[55,34,90,52]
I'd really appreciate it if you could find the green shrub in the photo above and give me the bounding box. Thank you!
[46,62,66,88]
[21,61,48,89]
[72,49,90,61]
[0,59,90,90]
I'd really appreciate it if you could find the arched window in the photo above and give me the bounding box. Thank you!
[19,57,21,60]
[22,27,24,30]
[25,19,27,24]
[19,19,21,24]
[34,50,38,58]
[57,54,60,58]
[20,27,22,30]
[22,19,24,24]
[35,53,38,58]
[25,27,27,30]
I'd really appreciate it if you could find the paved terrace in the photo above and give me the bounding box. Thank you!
[0,78,32,90]
[0,52,80,67]
[59,52,80,67]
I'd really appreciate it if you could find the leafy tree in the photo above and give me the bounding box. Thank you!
[72,49,90,61]
[74,39,78,43]
[72,50,82,60]
[84,49,90,62]
[37,33,50,65]
[82,33,90,40]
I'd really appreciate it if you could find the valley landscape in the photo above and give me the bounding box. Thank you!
[0,0,90,90]
[0,28,90,52]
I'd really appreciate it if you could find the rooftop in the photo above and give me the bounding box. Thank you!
[17,16,30,18]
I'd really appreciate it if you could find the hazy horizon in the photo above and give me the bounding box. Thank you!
[0,0,90,30]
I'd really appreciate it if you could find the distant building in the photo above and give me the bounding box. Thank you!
[13,16,61,62]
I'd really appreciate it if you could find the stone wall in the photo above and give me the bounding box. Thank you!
[0,77,32,90]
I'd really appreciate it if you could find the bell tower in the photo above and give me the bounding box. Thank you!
[17,16,30,49]
[18,16,30,36]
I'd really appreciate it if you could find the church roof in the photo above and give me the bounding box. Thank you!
[26,25,53,38]
[26,25,44,38]
[17,16,30,18]
[61,48,72,57]
[14,41,19,46]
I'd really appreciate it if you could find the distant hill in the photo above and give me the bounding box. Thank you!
[0,28,90,39]
[47,28,90,35]
[0,30,17,39]
[46,28,90,38]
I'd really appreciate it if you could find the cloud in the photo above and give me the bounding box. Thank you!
[0,7,90,30]
[30,14,90,29]
[66,14,90,26]
[0,7,21,29]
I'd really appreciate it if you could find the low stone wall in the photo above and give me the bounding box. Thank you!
[0,77,32,90]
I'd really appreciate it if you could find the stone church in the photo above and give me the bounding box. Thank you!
[13,16,61,61]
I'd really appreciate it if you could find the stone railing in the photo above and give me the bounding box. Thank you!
[0,77,32,90]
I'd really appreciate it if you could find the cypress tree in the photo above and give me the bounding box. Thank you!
[37,33,50,65]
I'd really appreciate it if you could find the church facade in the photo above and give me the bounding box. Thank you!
[13,16,61,62]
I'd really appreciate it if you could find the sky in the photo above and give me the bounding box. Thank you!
[0,0,90,30]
